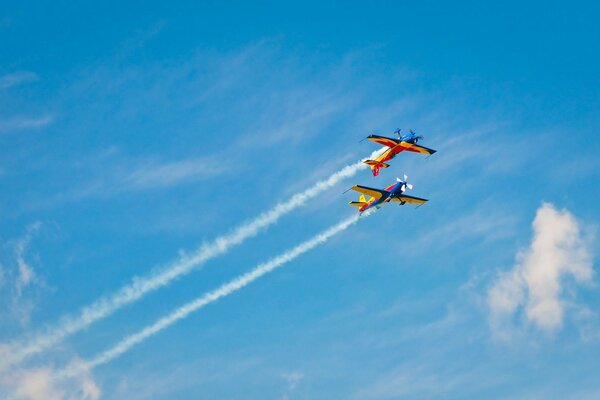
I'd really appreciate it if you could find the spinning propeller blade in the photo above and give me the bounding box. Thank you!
[396,175,413,190]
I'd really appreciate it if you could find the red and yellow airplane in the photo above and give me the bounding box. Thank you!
[364,129,437,176]
[348,175,428,214]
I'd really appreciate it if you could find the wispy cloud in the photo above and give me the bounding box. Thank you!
[14,223,41,296]
[0,116,54,134]
[352,361,473,400]
[0,223,43,327]
[412,204,518,252]
[0,149,383,372]
[0,263,5,289]
[39,154,231,207]
[63,212,367,376]
[487,203,595,338]
[0,71,38,89]
[123,157,224,189]
[280,372,304,400]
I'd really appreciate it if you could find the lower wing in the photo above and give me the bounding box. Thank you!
[391,194,428,205]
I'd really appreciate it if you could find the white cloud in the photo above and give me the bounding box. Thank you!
[487,203,594,336]
[0,71,38,89]
[12,368,63,400]
[1,362,100,400]
[65,360,101,400]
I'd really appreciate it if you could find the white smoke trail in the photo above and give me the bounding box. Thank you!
[61,212,370,378]
[1,148,384,371]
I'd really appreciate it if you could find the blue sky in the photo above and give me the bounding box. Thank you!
[1,1,600,399]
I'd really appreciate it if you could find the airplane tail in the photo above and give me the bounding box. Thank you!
[349,194,369,209]
[363,160,389,176]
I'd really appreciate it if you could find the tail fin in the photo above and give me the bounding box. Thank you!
[363,160,389,176]
[359,194,367,203]
[363,160,390,168]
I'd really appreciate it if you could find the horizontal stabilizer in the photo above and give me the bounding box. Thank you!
[363,160,389,168]
[349,201,367,208]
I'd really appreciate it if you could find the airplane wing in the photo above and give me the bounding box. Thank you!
[350,185,388,200]
[391,194,429,205]
[366,135,400,148]
[398,141,437,155]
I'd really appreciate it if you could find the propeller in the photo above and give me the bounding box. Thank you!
[408,129,424,143]
[396,175,413,190]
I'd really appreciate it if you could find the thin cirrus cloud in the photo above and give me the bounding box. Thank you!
[487,202,595,337]
[51,155,231,205]
[123,157,226,190]
[0,72,50,136]
[0,116,54,134]
[0,71,38,89]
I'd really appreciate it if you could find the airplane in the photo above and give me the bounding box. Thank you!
[363,129,437,176]
[347,175,428,214]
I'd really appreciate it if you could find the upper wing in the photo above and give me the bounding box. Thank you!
[366,135,400,148]
[350,185,388,200]
[398,141,437,155]
[391,194,429,205]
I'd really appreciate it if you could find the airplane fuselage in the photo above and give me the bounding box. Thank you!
[359,181,406,213]
[399,132,419,143]
[374,135,420,164]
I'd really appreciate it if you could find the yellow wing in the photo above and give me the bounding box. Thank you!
[366,135,400,148]
[391,194,428,205]
[350,185,388,200]
[397,141,437,155]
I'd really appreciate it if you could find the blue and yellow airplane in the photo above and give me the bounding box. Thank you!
[348,175,428,213]
[363,129,437,176]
